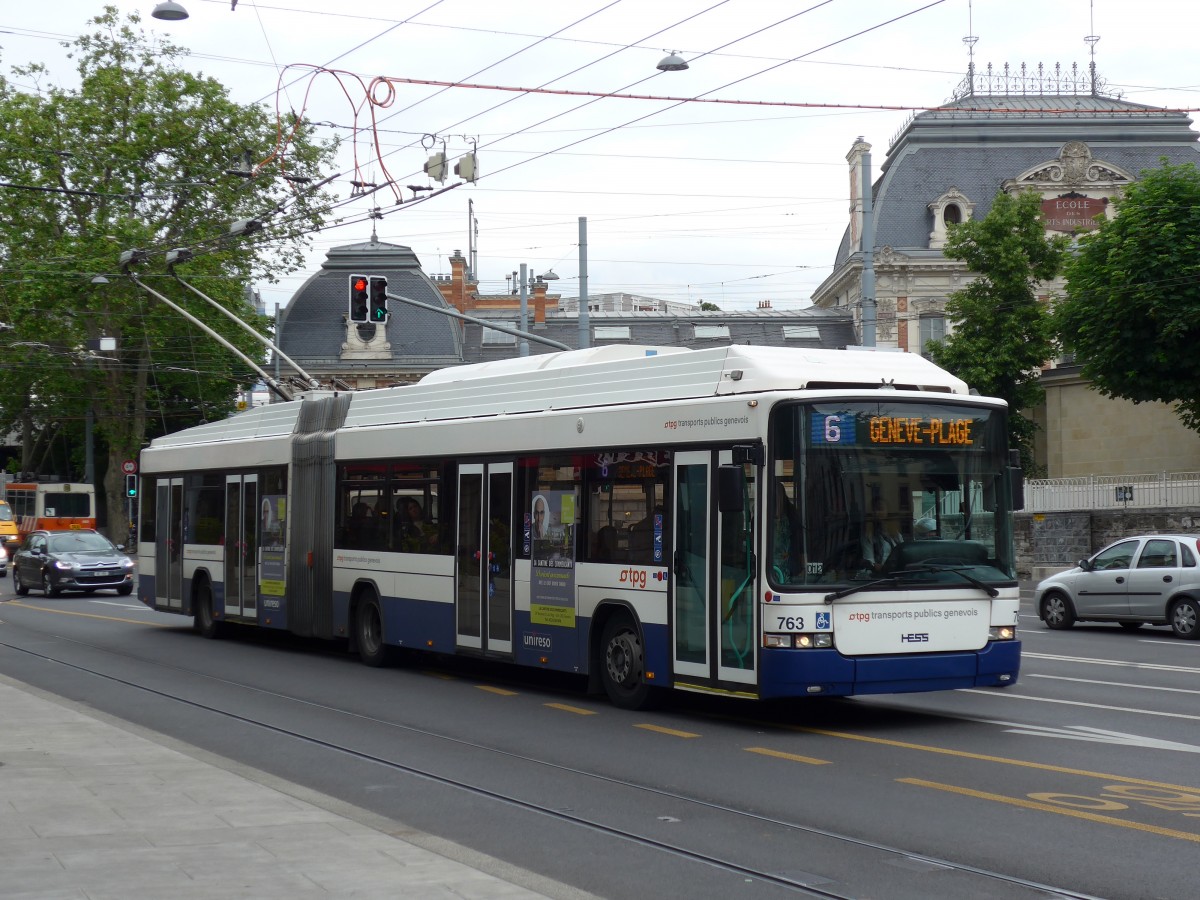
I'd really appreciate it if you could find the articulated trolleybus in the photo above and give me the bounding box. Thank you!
[137,345,1022,709]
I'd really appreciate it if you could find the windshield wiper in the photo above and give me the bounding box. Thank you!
[824,575,902,603]
[896,562,999,597]
[823,563,999,603]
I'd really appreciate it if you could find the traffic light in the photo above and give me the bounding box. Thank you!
[424,151,447,183]
[454,152,478,184]
[349,274,369,322]
[125,474,138,499]
[369,276,388,322]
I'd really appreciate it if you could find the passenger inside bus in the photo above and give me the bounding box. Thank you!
[860,497,904,572]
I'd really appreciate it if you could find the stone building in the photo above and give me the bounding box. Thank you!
[812,64,1200,477]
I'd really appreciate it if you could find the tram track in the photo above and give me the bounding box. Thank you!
[0,624,1096,900]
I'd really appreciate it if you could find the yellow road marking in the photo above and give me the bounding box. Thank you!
[545,702,597,715]
[5,600,169,628]
[745,746,831,765]
[635,723,700,738]
[477,685,518,696]
[795,726,1200,792]
[900,778,1200,844]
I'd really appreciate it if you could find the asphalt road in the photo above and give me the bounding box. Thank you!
[1,577,1197,899]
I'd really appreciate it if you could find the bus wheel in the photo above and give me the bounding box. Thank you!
[356,594,390,667]
[13,567,29,596]
[193,583,222,639]
[601,615,654,710]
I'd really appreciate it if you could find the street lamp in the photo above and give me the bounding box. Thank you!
[151,2,189,20]
[656,51,689,72]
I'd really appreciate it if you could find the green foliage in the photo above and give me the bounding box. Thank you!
[1057,161,1200,432]
[926,190,1068,472]
[0,7,337,532]
[699,301,720,311]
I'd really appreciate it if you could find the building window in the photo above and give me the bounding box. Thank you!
[482,322,517,344]
[919,314,945,358]
[594,325,631,341]
[943,203,962,225]
[694,324,730,340]
[783,325,821,340]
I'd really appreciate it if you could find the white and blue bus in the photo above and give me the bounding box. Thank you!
[136,344,1022,709]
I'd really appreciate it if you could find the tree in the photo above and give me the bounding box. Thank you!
[0,8,336,539]
[925,190,1069,472]
[1056,161,1200,433]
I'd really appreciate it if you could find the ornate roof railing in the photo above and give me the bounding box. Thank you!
[952,61,1114,100]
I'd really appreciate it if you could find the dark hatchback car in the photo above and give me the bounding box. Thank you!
[12,529,135,597]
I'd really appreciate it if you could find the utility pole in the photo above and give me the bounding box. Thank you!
[518,263,529,357]
[578,217,590,349]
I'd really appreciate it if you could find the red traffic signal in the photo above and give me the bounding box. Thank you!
[349,274,369,322]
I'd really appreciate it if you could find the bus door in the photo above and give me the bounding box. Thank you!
[455,463,514,656]
[671,450,757,690]
[224,474,258,619]
[155,478,184,610]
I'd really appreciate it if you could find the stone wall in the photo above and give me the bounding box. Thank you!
[1016,508,1200,580]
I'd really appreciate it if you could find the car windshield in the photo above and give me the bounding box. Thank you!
[0,505,12,522]
[48,533,115,554]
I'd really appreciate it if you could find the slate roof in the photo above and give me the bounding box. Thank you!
[276,240,462,370]
[831,94,1200,270]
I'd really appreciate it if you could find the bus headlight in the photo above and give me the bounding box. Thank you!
[765,633,833,649]
[988,626,1016,641]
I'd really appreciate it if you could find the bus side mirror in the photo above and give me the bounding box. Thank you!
[718,465,744,513]
[1009,449,1025,512]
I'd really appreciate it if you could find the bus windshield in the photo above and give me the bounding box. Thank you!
[770,399,1018,590]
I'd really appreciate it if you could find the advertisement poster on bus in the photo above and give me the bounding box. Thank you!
[531,490,576,627]
[259,495,287,625]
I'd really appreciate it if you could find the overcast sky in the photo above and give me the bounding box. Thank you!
[4,0,1198,312]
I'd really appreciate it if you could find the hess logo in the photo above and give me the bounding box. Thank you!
[900,633,930,643]
[619,568,648,589]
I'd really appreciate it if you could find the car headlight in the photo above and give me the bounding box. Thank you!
[121,557,135,568]
[53,560,78,571]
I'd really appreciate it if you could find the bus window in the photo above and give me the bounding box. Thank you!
[580,450,670,565]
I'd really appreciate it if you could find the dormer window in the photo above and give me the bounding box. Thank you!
[928,189,974,249]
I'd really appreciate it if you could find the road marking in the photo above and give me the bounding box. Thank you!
[545,702,597,715]
[1021,651,1200,675]
[1029,673,1200,696]
[477,685,518,696]
[958,689,1200,722]
[88,600,146,610]
[793,725,1200,791]
[4,600,170,627]
[745,747,831,765]
[899,778,1200,844]
[635,723,700,738]
[976,720,1200,754]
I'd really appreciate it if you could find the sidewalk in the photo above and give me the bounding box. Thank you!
[0,675,587,899]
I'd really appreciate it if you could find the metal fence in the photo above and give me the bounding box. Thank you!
[1024,472,1200,512]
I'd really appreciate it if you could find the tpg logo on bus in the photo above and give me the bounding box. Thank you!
[619,567,648,589]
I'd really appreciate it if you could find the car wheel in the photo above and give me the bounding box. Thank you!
[44,571,62,598]
[1118,621,1144,631]
[1169,598,1200,640]
[117,583,133,596]
[600,614,656,710]
[13,567,29,596]
[1040,591,1076,630]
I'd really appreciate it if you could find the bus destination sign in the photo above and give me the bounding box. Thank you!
[811,412,975,447]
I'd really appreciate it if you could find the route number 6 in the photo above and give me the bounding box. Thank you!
[824,415,842,443]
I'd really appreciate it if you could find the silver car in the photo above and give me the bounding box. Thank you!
[1035,534,1200,638]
